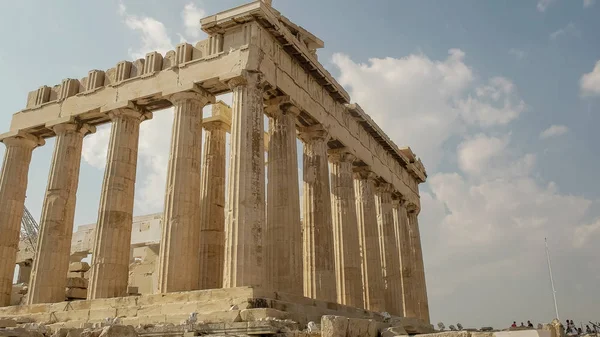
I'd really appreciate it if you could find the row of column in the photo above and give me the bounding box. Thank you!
[0,73,429,323]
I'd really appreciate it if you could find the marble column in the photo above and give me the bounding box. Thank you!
[265,100,302,294]
[0,132,43,307]
[375,184,403,316]
[408,206,430,323]
[88,108,150,300]
[299,126,336,302]
[328,149,363,308]
[393,198,417,318]
[157,91,214,293]
[198,119,228,290]
[354,169,385,312]
[28,122,95,304]
[223,74,267,288]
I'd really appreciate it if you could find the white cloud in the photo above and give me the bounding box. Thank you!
[539,125,569,139]
[182,3,205,40]
[459,77,526,127]
[537,0,555,12]
[573,219,600,247]
[457,134,509,176]
[332,50,526,170]
[332,49,471,168]
[550,23,581,40]
[457,134,537,179]
[508,48,527,60]
[82,125,110,169]
[580,60,600,96]
[117,3,175,60]
[584,0,595,8]
[425,152,593,297]
[117,2,126,16]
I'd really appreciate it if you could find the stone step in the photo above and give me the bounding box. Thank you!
[0,319,17,328]
[123,310,242,326]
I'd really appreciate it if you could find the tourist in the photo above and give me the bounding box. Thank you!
[512,322,517,328]
[528,321,534,328]
[520,322,526,328]
[586,325,592,334]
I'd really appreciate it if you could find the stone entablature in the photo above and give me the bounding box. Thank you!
[4,1,425,207]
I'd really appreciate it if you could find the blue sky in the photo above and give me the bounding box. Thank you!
[1,0,600,329]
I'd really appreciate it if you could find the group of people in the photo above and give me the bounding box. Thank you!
[511,321,537,329]
[564,319,597,336]
[509,319,598,335]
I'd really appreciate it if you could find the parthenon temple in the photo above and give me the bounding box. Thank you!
[0,1,430,335]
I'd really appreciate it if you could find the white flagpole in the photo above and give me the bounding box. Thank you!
[545,238,560,321]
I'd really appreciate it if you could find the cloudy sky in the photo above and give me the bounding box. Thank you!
[1,0,600,329]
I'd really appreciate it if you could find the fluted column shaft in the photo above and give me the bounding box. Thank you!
[0,133,43,307]
[375,184,403,316]
[354,170,385,311]
[408,208,430,323]
[28,123,94,304]
[394,200,417,317]
[300,126,336,302]
[157,91,213,293]
[223,74,267,288]
[88,108,150,300]
[329,150,363,308]
[266,102,302,294]
[198,120,227,290]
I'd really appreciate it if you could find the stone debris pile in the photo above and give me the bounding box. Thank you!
[0,313,432,337]
[65,263,90,301]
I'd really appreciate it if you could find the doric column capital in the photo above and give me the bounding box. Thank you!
[225,72,266,90]
[376,182,394,194]
[298,125,329,143]
[353,167,377,181]
[51,122,96,137]
[109,108,153,122]
[328,148,356,163]
[392,195,407,208]
[0,131,45,148]
[407,203,420,214]
[264,95,301,118]
[203,120,229,132]
[167,89,215,107]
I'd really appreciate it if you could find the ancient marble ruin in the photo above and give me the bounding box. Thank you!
[0,1,431,335]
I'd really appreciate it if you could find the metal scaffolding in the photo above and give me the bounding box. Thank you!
[20,206,39,253]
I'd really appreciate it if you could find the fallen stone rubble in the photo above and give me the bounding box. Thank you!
[0,312,436,337]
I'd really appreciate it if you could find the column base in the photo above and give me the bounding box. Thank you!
[0,286,434,335]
